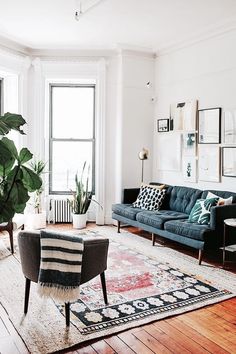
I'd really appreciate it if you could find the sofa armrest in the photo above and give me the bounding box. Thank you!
[210,204,236,245]
[123,188,140,204]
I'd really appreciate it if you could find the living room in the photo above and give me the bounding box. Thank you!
[0,0,236,353]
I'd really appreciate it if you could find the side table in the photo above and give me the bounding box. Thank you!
[221,218,236,268]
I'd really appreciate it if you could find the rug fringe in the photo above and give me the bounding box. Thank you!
[38,283,80,303]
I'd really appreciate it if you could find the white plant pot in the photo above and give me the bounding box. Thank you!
[72,213,87,229]
[26,212,46,230]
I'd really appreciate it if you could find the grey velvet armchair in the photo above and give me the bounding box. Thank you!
[18,230,109,326]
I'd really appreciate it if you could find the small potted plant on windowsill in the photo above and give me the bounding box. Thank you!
[69,162,98,229]
[26,159,47,229]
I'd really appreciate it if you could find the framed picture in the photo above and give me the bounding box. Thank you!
[157,119,169,132]
[198,145,220,182]
[182,156,197,182]
[170,100,197,131]
[182,132,196,156]
[224,110,236,144]
[157,133,181,171]
[222,147,236,177]
[198,107,221,144]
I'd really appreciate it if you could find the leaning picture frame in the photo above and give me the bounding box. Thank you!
[198,145,220,182]
[170,100,197,131]
[198,107,221,144]
[222,147,236,177]
[157,119,169,132]
[224,110,236,144]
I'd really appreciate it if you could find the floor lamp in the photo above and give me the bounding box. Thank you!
[138,148,149,183]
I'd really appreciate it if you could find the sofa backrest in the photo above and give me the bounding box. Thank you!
[168,186,203,214]
[202,189,236,203]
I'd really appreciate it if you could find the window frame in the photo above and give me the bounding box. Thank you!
[49,83,96,195]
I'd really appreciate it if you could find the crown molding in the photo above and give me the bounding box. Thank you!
[156,17,236,57]
[0,35,29,56]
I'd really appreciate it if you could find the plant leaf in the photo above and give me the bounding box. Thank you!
[19,148,33,164]
[21,166,42,192]
[0,113,26,135]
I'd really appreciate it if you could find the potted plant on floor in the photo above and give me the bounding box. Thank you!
[0,113,42,223]
[26,159,47,229]
[69,162,93,229]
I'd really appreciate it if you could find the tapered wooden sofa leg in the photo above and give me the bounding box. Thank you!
[65,302,70,327]
[152,233,156,246]
[24,278,31,314]
[198,250,203,265]
[117,221,121,233]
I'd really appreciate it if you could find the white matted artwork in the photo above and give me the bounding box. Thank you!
[198,145,220,182]
[170,100,197,131]
[224,110,236,144]
[182,156,197,182]
[198,108,221,144]
[157,133,181,171]
[222,147,236,177]
[182,133,196,156]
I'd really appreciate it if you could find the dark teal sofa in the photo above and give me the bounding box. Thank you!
[112,184,236,264]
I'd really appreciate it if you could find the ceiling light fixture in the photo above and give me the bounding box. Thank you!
[74,0,106,21]
[75,0,83,21]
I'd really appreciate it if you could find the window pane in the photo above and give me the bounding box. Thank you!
[52,86,94,139]
[51,141,93,193]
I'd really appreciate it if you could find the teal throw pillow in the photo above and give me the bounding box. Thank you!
[188,197,219,225]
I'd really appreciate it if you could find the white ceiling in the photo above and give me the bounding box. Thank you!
[0,0,236,53]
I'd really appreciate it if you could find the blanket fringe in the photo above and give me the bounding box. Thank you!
[38,283,80,303]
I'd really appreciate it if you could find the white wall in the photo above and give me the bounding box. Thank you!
[104,51,155,222]
[153,30,236,192]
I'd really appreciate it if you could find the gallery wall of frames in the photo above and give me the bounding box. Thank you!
[157,100,236,182]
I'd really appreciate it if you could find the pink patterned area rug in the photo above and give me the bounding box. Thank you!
[0,227,235,354]
[57,233,233,337]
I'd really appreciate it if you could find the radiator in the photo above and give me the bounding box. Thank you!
[50,199,72,223]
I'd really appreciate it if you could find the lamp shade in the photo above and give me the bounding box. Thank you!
[138,148,149,160]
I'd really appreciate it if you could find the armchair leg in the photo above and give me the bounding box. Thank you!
[117,221,120,233]
[65,302,70,327]
[100,272,108,305]
[152,233,156,246]
[24,278,31,314]
[198,250,203,265]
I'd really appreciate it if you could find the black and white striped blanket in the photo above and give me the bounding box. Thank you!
[38,230,84,302]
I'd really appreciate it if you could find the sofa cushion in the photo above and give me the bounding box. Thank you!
[136,210,188,230]
[133,185,166,211]
[188,197,219,225]
[164,219,214,241]
[202,189,236,203]
[112,204,142,220]
[168,186,203,214]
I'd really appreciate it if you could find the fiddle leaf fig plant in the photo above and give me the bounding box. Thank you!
[0,113,42,223]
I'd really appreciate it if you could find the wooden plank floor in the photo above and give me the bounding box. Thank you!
[0,224,235,354]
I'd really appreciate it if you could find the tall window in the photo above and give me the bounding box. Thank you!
[49,84,95,194]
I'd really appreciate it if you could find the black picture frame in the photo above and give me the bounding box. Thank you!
[157,119,169,132]
[222,147,236,177]
[198,107,221,144]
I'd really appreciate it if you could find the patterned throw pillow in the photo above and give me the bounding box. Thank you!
[133,185,166,211]
[207,191,233,206]
[188,197,219,225]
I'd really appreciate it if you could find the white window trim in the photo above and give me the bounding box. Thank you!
[41,58,106,224]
